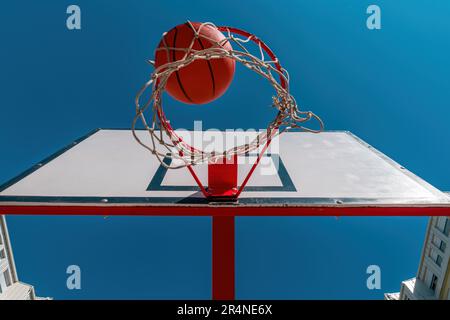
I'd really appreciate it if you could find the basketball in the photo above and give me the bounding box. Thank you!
[154,22,235,105]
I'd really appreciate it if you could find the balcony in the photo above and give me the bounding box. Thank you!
[0,257,8,272]
[400,277,436,300]
[433,226,448,243]
[0,282,35,300]
[384,292,400,300]
[424,256,442,275]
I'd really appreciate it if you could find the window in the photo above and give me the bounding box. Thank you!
[444,218,450,236]
[0,234,3,245]
[430,274,438,291]
[0,248,5,260]
[436,255,443,267]
[440,241,447,253]
[3,270,11,287]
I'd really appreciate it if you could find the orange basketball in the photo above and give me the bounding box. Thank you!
[154,22,235,105]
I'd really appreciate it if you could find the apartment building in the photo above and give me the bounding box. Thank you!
[0,215,45,300]
[385,216,450,300]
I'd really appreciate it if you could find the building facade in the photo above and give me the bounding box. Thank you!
[385,216,450,300]
[0,215,44,300]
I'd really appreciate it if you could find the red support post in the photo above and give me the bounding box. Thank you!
[212,216,235,300]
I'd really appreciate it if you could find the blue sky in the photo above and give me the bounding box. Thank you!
[0,0,449,299]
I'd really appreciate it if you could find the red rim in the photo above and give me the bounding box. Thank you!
[153,24,287,198]
[155,25,286,155]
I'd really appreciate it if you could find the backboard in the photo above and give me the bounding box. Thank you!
[0,129,449,216]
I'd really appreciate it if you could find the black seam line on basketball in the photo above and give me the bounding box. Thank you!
[172,26,194,103]
[196,37,216,97]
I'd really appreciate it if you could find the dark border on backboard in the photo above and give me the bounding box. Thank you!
[146,154,296,192]
[0,128,101,193]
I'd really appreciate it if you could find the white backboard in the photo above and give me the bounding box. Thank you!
[0,129,449,215]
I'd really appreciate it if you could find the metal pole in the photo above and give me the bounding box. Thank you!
[212,216,235,299]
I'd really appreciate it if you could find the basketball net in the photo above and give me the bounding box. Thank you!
[133,21,323,199]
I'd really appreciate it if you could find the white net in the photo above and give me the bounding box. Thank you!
[133,21,323,169]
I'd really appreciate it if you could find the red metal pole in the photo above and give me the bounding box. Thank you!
[212,216,235,300]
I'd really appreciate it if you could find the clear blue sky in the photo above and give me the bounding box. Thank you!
[0,0,449,299]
